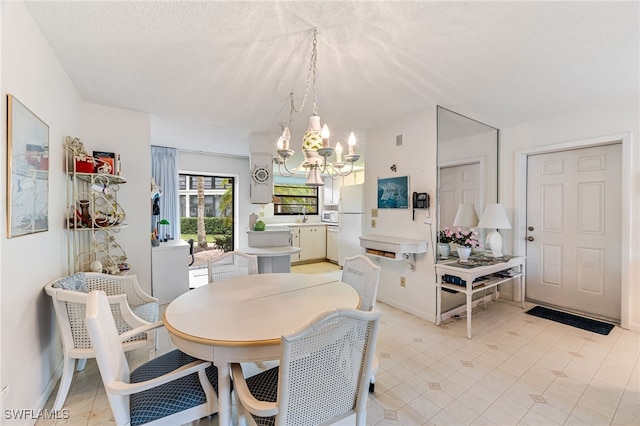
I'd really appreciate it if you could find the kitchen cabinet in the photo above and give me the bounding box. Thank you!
[290,228,301,262]
[298,226,327,261]
[322,177,340,205]
[326,226,339,263]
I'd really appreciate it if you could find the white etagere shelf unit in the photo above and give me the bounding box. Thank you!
[65,137,129,275]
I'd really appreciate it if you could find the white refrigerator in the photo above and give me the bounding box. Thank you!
[338,184,365,266]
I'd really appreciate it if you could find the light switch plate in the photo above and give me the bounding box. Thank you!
[371,208,378,217]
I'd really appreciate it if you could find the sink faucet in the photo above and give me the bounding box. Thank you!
[302,207,308,223]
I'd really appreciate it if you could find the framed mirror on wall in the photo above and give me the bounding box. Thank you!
[6,94,50,238]
[436,106,498,262]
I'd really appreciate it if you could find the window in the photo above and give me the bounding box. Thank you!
[179,173,236,251]
[179,175,234,218]
[273,184,318,215]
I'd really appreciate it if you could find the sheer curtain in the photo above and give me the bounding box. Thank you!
[151,146,180,239]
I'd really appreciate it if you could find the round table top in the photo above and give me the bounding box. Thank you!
[163,273,359,347]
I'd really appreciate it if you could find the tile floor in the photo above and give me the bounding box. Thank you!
[38,262,639,425]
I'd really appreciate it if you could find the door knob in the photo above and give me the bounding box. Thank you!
[527,236,535,241]
[528,226,534,231]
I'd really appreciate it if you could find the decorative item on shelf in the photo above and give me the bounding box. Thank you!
[477,203,512,258]
[273,29,359,186]
[66,136,96,173]
[90,260,103,272]
[438,243,451,259]
[437,228,453,259]
[93,151,116,175]
[158,219,170,241]
[449,227,482,263]
[249,213,259,230]
[457,246,472,262]
[449,228,482,248]
[76,199,92,228]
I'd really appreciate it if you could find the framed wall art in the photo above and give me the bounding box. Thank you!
[7,94,49,237]
[377,176,409,209]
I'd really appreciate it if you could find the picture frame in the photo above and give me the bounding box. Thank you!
[7,94,49,237]
[377,176,409,209]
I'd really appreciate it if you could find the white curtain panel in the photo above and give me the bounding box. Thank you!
[151,146,180,239]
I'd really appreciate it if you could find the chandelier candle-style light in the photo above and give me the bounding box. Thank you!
[274,29,359,186]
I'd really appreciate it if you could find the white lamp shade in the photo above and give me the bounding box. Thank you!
[477,203,512,229]
[452,203,479,227]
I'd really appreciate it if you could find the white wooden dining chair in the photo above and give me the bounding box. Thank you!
[86,290,220,425]
[207,251,258,282]
[44,272,158,411]
[342,255,381,392]
[231,308,380,426]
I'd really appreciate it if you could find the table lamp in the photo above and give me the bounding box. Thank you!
[452,203,479,227]
[477,203,511,257]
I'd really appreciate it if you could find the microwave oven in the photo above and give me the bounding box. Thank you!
[321,211,338,223]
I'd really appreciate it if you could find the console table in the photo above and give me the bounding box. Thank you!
[435,255,526,338]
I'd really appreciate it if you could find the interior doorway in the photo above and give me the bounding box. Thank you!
[525,143,622,321]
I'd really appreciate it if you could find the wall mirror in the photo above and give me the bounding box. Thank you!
[437,106,498,262]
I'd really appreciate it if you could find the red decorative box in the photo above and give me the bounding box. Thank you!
[75,157,96,173]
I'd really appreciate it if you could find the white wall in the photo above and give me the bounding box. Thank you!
[500,104,640,330]
[178,151,251,249]
[364,107,439,321]
[82,103,152,293]
[1,3,155,416]
[1,0,84,417]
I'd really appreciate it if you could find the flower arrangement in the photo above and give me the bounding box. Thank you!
[438,227,454,243]
[444,227,482,248]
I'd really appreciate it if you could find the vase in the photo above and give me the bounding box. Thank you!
[457,246,472,262]
[438,243,451,259]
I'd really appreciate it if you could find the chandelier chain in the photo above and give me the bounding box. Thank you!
[287,29,319,126]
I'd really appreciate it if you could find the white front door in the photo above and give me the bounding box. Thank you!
[526,144,622,320]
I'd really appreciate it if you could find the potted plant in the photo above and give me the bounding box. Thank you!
[437,228,454,259]
[450,227,482,262]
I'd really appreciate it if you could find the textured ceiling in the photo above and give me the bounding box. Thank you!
[25,1,639,157]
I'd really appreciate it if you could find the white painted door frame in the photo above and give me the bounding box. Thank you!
[514,132,633,329]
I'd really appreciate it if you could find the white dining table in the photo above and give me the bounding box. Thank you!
[162,273,360,426]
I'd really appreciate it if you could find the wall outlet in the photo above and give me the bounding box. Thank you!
[371,219,376,228]
[400,276,406,287]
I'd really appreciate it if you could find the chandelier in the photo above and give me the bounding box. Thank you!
[274,29,359,186]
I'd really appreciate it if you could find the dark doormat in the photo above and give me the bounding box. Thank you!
[526,306,615,335]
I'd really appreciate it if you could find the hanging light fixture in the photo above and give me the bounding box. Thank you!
[274,29,359,186]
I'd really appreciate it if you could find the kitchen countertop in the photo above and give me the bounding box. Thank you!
[265,222,329,228]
